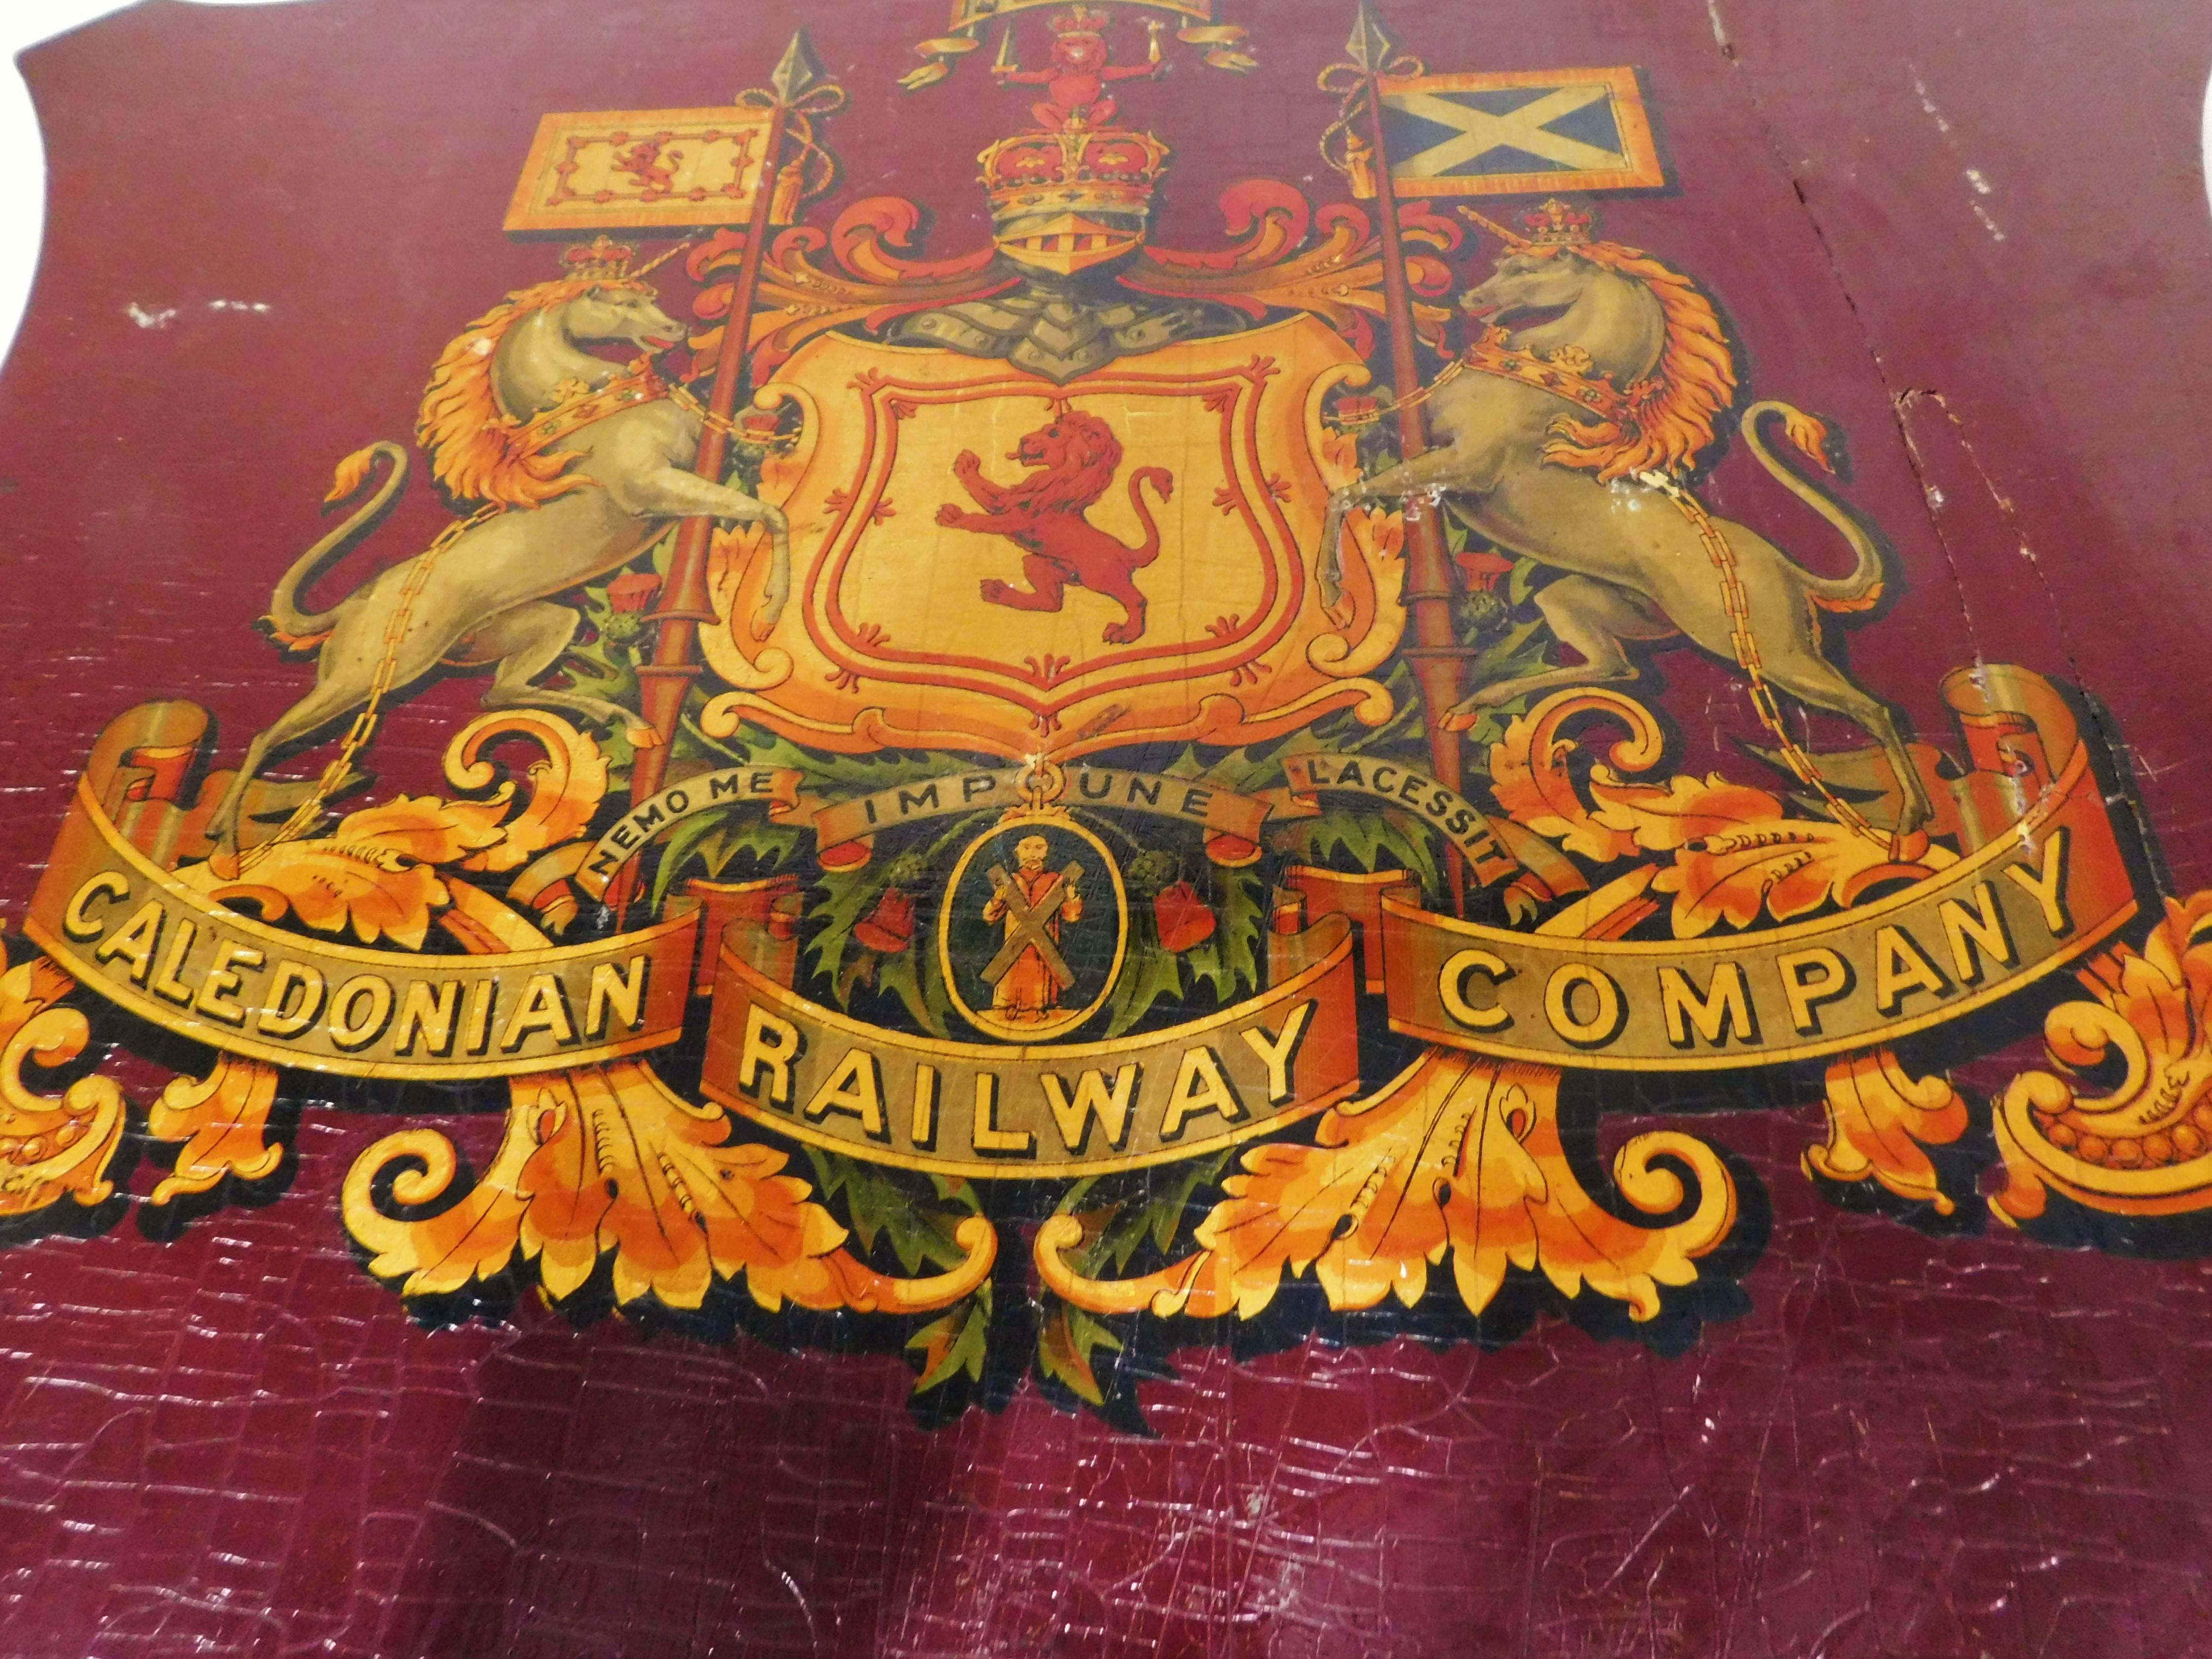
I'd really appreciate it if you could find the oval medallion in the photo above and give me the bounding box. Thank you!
[937,811,1128,1042]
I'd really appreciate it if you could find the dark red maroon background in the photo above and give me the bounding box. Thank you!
[3,2,2212,1655]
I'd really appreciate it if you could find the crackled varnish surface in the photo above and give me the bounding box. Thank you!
[2,1,2211,1655]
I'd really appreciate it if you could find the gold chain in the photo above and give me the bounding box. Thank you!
[1334,352,1469,429]
[664,376,747,442]
[237,503,502,869]
[1639,472,1890,849]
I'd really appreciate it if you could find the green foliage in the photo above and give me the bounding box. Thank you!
[1273,802,1441,900]
[649,810,803,909]
[1089,838,1257,1036]
[907,1299,990,1394]
[1032,1151,1232,1409]
[558,579,647,773]
[1181,863,1264,1008]
[803,1150,994,1401]
[807,1148,981,1275]
[1102,897,1186,1038]
[1036,1305,1124,1406]
[1451,613,1554,757]
[1160,738,1281,800]
[1059,1150,1232,1274]
[804,813,983,1035]
[806,862,883,994]
[872,943,955,1040]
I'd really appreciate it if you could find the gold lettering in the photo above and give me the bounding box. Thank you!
[804,1048,888,1141]
[1439,948,1513,1031]
[1659,963,1758,1049]
[583,955,649,1039]
[1543,962,1625,1049]
[256,961,324,1037]
[392,980,459,1057]
[911,1063,939,1150]
[62,872,130,940]
[92,899,164,985]
[498,974,575,1051]
[2002,827,2072,936]
[1873,925,1950,1014]
[191,942,263,1028]
[459,979,495,1056]
[970,1073,1034,1156]
[736,1005,800,1106]
[1778,948,1853,1035]
[1043,1066,1138,1154]
[1238,999,1313,1105]
[1939,882,2015,986]
[149,915,198,1004]
[1161,1046,1245,1141]
[327,974,395,1051]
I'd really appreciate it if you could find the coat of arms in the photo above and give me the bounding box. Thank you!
[0,0,2189,1426]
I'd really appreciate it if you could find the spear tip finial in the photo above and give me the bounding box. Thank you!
[770,29,826,103]
[1345,0,1395,72]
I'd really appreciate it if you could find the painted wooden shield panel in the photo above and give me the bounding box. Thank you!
[1,0,2211,1654]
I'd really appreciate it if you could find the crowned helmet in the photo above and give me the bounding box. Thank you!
[976,125,1171,276]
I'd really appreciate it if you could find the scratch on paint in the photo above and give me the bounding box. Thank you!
[1910,69,2007,241]
[124,301,175,329]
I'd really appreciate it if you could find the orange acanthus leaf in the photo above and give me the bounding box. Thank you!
[178,793,508,950]
[442,710,609,873]
[1035,1052,1736,1325]
[342,1060,997,1316]
[1487,689,1667,865]
[1599,772,1952,937]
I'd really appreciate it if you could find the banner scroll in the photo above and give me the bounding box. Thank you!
[702,906,1361,1177]
[1374,697,2140,1070]
[27,776,699,1081]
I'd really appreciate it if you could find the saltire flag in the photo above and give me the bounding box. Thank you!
[1377,66,1665,197]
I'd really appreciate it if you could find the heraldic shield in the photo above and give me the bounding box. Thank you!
[700,318,1402,758]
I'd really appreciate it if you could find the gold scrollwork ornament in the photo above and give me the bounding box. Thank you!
[1037,1048,1737,1322]
[0,956,126,1215]
[1992,892,2212,1220]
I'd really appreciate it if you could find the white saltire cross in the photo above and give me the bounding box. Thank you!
[1384,84,1628,180]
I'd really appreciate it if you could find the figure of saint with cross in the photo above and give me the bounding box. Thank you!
[981,835,1087,1023]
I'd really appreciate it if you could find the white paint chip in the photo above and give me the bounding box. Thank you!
[1911,68,1954,135]
[124,301,175,329]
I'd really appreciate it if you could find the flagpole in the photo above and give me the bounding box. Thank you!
[1342,1,1468,912]
[613,31,826,911]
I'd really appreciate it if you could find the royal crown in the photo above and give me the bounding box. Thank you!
[1050,4,1111,36]
[977,125,1171,275]
[561,236,641,282]
[1519,198,1596,247]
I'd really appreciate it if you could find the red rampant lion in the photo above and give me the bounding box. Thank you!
[934,409,1173,645]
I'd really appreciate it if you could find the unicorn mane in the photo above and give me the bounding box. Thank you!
[414,277,621,509]
[1540,241,1738,482]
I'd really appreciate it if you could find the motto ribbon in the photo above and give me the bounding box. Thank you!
[701,897,1361,1176]
[28,775,698,1079]
[1367,668,2143,1069]
[15,659,2152,1169]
